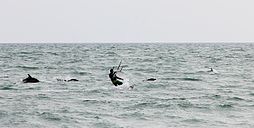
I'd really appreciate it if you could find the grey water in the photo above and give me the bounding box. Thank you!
[0,43,254,128]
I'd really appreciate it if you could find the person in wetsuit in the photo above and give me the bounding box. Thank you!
[109,69,123,86]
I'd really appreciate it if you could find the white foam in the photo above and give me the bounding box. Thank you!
[115,71,134,90]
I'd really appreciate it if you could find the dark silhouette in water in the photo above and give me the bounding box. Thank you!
[57,78,79,82]
[208,68,214,72]
[23,74,40,83]
[208,67,218,74]
[146,78,156,81]
[66,79,79,82]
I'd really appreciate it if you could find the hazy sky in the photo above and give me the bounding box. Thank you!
[0,0,254,43]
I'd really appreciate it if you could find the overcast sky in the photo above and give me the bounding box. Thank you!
[0,0,254,43]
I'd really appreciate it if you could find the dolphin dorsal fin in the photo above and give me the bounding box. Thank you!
[28,74,31,78]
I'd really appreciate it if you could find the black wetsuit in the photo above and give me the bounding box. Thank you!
[109,71,123,86]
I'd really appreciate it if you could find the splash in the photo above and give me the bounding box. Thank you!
[115,71,133,90]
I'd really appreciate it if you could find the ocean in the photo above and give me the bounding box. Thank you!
[0,43,254,128]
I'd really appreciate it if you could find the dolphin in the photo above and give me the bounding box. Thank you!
[23,74,40,83]
[146,78,156,81]
[208,67,218,74]
[57,78,79,82]
[67,79,79,82]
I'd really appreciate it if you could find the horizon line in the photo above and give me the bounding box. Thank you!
[0,41,254,44]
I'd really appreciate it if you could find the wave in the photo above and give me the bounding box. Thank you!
[181,78,202,81]
[0,75,9,78]
[218,104,234,108]
[125,101,157,110]
[18,51,33,54]
[155,103,171,108]
[39,112,62,121]
[227,97,245,101]
[73,71,92,75]
[104,51,121,57]
[36,94,50,99]
[161,77,202,81]
[119,112,148,120]
[0,84,17,90]
[164,77,202,81]
[44,66,57,69]
[135,102,156,108]
[105,51,117,55]
[0,110,8,118]
[82,99,111,105]
[167,97,187,100]
[46,52,58,56]
[177,102,193,108]
[0,86,17,90]
[16,65,40,70]
[0,56,11,59]
[181,118,207,123]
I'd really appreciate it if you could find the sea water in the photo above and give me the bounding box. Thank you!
[0,43,254,128]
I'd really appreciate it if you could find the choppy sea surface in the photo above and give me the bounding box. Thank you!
[0,43,254,128]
